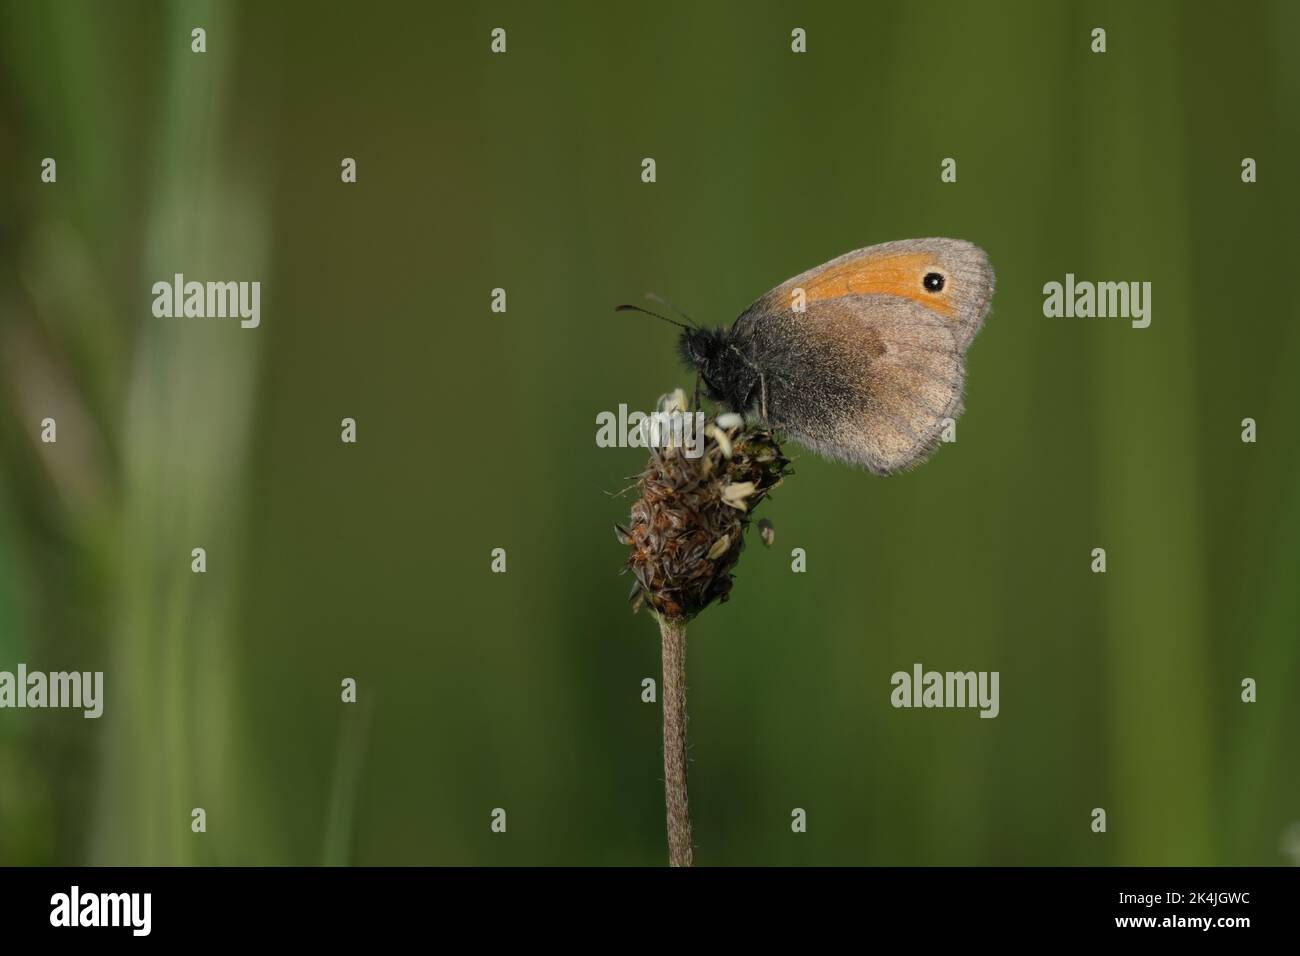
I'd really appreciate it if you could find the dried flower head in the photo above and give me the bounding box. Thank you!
[618,390,791,621]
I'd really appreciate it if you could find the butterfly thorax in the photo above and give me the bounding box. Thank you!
[678,326,761,416]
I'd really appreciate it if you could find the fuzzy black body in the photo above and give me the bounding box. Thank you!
[675,238,995,475]
[678,327,760,415]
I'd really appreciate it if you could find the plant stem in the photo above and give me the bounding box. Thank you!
[659,616,694,867]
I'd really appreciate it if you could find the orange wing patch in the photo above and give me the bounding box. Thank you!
[793,252,956,319]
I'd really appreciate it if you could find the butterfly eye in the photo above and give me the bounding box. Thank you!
[922,272,945,292]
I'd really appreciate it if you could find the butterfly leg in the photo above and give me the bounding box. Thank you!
[727,343,771,423]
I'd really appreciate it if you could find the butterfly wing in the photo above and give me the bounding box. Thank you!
[730,238,994,475]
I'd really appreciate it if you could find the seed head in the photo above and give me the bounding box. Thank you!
[620,391,791,621]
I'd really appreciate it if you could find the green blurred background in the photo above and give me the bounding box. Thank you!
[1,0,1297,866]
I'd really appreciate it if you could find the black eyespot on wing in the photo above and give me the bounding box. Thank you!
[923,272,945,292]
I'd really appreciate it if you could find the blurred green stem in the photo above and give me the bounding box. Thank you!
[660,616,693,867]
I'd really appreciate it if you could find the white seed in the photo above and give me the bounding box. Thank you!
[723,480,756,499]
[715,412,743,431]
[706,534,731,560]
[658,388,688,414]
[706,424,733,459]
[721,481,756,510]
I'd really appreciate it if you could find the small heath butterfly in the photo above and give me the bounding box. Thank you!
[668,238,995,475]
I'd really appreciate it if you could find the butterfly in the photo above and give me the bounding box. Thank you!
[639,238,995,476]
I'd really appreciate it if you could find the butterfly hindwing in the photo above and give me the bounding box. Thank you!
[730,238,994,474]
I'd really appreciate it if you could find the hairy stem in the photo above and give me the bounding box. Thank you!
[659,616,694,867]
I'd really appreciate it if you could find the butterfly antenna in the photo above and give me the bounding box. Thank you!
[614,303,691,330]
[645,292,699,328]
